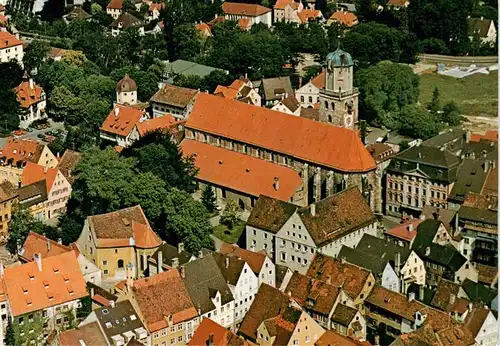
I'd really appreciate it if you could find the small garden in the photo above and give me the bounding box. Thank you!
[211,200,245,244]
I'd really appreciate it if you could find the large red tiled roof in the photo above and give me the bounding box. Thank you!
[329,11,358,27]
[470,130,498,142]
[385,219,423,242]
[188,318,247,346]
[186,93,375,173]
[214,85,240,99]
[222,2,271,16]
[181,139,301,201]
[132,269,197,332]
[310,71,326,89]
[0,31,22,49]
[21,162,60,193]
[14,80,44,108]
[219,244,267,274]
[136,115,184,137]
[298,9,322,23]
[0,137,45,165]
[316,330,370,346]
[274,0,301,10]
[3,251,88,316]
[100,105,145,137]
[20,232,72,262]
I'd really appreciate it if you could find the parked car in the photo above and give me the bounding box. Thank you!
[37,134,45,139]
[13,129,26,136]
[26,127,33,132]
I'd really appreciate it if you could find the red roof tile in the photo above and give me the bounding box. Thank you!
[274,0,301,10]
[0,31,22,49]
[181,139,301,201]
[20,232,72,262]
[316,330,369,346]
[238,18,251,30]
[298,9,322,23]
[107,0,122,9]
[3,251,87,316]
[329,11,358,26]
[214,85,240,99]
[136,115,184,137]
[471,130,498,142]
[14,79,44,108]
[186,93,376,173]
[310,71,326,89]
[189,318,247,346]
[195,22,212,36]
[21,162,61,193]
[385,219,423,242]
[100,105,146,137]
[219,244,267,274]
[0,137,45,165]
[221,2,271,16]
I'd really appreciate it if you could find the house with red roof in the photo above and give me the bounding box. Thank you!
[327,10,358,27]
[99,104,148,148]
[194,21,212,37]
[183,93,376,208]
[76,205,162,280]
[14,74,47,128]
[295,70,325,108]
[221,2,272,28]
[106,0,123,19]
[214,79,262,106]
[21,162,71,220]
[0,31,23,66]
[274,0,323,24]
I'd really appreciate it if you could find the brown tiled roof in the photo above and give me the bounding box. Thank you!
[88,205,161,248]
[214,85,240,99]
[107,0,122,9]
[246,195,298,234]
[20,232,72,262]
[285,272,340,315]
[430,279,461,311]
[181,139,301,201]
[464,306,490,337]
[310,71,325,89]
[300,107,320,121]
[367,143,394,162]
[109,12,143,29]
[116,73,136,92]
[188,318,247,346]
[0,137,45,165]
[219,244,267,274]
[3,251,88,316]
[330,304,357,326]
[0,181,17,202]
[261,306,301,345]
[238,284,291,342]
[57,149,81,184]
[398,324,474,346]
[476,263,497,286]
[18,180,47,208]
[481,165,498,196]
[59,322,107,346]
[100,104,146,137]
[150,84,198,108]
[298,186,376,246]
[212,252,246,285]
[315,330,369,346]
[435,324,475,346]
[306,253,371,299]
[133,269,197,332]
[186,93,376,173]
[262,77,293,101]
[221,2,271,16]
[280,94,301,112]
[385,219,422,242]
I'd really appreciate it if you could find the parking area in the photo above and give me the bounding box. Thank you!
[0,120,65,147]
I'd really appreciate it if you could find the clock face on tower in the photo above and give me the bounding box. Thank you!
[344,114,353,128]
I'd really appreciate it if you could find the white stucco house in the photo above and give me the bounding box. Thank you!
[221,2,272,28]
[295,71,324,108]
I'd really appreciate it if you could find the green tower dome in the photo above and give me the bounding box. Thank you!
[325,48,354,67]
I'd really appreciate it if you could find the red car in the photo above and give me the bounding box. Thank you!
[13,129,26,136]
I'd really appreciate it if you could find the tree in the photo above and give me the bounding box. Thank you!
[0,89,20,135]
[61,50,88,67]
[7,207,53,254]
[4,319,14,346]
[398,104,440,139]
[24,40,51,72]
[220,200,240,230]
[122,131,199,193]
[77,296,92,319]
[0,62,23,89]
[442,101,462,126]
[428,87,440,115]
[40,0,66,21]
[202,184,217,213]
[161,188,214,252]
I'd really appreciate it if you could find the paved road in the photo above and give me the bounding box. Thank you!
[0,120,65,147]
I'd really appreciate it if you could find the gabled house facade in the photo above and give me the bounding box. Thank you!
[14,75,47,128]
[99,104,148,148]
[295,71,324,109]
[0,31,23,66]
[221,2,272,28]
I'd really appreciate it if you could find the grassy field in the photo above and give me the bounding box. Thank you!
[419,71,498,117]
[212,220,246,244]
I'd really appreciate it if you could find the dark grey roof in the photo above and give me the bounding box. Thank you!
[421,206,457,231]
[423,128,466,151]
[413,219,442,247]
[149,243,194,268]
[355,234,411,264]
[337,246,387,276]
[182,254,234,314]
[462,279,498,306]
[468,17,494,37]
[261,77,293,101]
[413,242,466,272]
[109,12,143,29]
[275,264,291,289]
[449,159,489,203]
[462,140,498,160]
[87,282,117,302]
[388,145,460,183]
[94,300,145,342]
[18,180,48,208]
[458,204,497,225]
[65,6,91,21]
[330,304,357,326]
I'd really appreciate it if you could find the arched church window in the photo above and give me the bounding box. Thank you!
[300,96,304,102]
[331,103,335,110]
[328,115,332,123]
[324,101,328,109]
[308,96,313,103]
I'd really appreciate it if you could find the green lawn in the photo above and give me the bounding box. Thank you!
[212,220,246,244]
[419,71,498,117]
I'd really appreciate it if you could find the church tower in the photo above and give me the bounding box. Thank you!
[116,74,137,105]
[318,47,359,130]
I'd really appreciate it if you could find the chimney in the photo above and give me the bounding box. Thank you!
[109,300,115,308]
[409,292,415,302]
[172,257,179,269]
[126,263,134,289]
[47,239,51,251]
[311,203,316,216]
[57,238,62,244]
[198,250,203,259]
[44,166,48,173]
[450,293,456,305]
[483,160,490,173]
[465,130,471,143]
[29,78,34,89]
[408,222,413,232]
[0,263,4,279]
[419,285,424,301]
[114,107,120,117]
[225,257,230,268]
[274,177,280,191]
[178,242,184,253]
[206,333,214,346]
[395,252,401,275]
[480,16,484,20]
[34,253,42,272]
[468,302,473,312]
[157,251,163,273]
[180,266,185,279]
